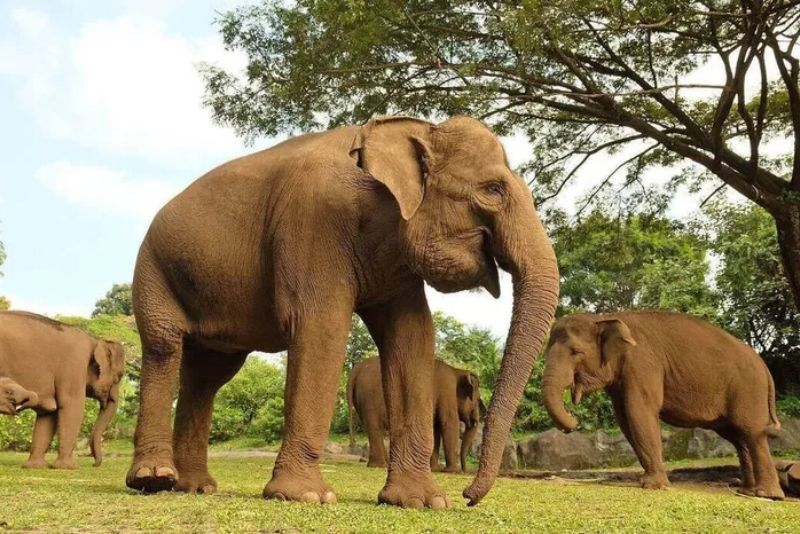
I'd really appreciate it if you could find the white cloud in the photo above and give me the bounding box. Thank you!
[3,293,91,318]
[35,161,179,220]
[5,11,248,169]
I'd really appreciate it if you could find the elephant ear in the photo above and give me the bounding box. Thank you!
[596,318,637,367]
[457,372,479,403]
[350,117,434,220]
[92,340,112,381]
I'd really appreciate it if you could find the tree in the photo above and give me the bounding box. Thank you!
[0,296,9,312]
[203,0,800,310]
[551,207,718,319]
[93,283,133,317]
[701,200,800,392]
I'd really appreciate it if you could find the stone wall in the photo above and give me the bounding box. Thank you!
[485,418,800,471]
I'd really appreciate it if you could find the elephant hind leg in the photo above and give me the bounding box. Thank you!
[126,325,186,493]
[173,347,247,494]
[744,432,784,500]
[716,427,755,492]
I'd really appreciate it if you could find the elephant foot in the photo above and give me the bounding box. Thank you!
[126,457,178,493]
[366,459,388,468]
[378,471,450,509]
[441,465,462,474]
[22,458,49,469]
[640,473,670,490]
[175,471,217,495]
[51,457,78,470]
[263,467,337,504]
[753,484,785,500]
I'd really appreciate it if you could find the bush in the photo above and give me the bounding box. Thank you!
[777,394,800,418]
[0,410,35,450]
[210,356,284,443]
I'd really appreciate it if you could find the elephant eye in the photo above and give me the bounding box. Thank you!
[484,182,505,196]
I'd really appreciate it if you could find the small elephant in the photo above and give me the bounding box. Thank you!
[0,376,38,415]
[542,311,784,499]
[347,358,484,472]
[127,115,558,507]
[0,311,126,469]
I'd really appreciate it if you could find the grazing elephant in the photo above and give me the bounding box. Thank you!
[126,115,559,508]
[0,311,126,468]
[542,311,784,499]
[0,376,38,415]
[347,358,484,472]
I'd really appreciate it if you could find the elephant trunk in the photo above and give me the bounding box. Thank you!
[463,210,559,506]
[460,421,479,472]
[542,360,579,433]
[90,387,119,467]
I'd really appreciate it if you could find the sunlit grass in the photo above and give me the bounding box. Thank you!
[1,448,798,532]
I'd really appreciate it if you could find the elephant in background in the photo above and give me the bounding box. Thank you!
[0,376,38,415]
[0,311,126,468]
[126,115,558,507]
[347,357,484,472]
[542,311,784,499]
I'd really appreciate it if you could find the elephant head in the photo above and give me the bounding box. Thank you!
[352,116,559,504]
[86,340,126,466]
[0,376,38,415]
[456,372,484,472]
[542,315,637,432]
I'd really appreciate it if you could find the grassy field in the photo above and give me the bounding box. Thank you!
[1,449,799,533]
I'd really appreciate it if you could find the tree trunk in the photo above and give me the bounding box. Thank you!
[775,203,800,313]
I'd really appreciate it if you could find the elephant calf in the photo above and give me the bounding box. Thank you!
[348,358,483,472]
[542,311,784,499]
[0,311,126,468]
[0,376,38,415]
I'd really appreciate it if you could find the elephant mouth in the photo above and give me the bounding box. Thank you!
[417,227,500,297]
[570,379,583,406]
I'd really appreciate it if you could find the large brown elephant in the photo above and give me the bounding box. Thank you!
[126,116,558,508]
[542,311,784,499]
[347,358,484,472]
[0,311,126,468]
[0,376,38,415]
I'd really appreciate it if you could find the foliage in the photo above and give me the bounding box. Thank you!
[0,296,9,311]
[3,451,800,532]
[550,207,718,320]
[699,200,800,393]
[202,0,800,310]
[777,394,800,418]
[92,283,133,317]
[0,411,36,451]
[210,357,285,443]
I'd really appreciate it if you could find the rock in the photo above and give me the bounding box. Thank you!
[663,428,735,460]
[347,443,367,457]
[500,435,518,471]
[522,429,598,470]
[770,418,800,453]
[593,431,637,467]
[323,441,343,455]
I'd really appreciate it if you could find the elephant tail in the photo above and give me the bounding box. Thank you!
[764,360,781,436]
[347,369,357,448]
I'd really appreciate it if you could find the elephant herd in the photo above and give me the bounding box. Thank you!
[1,115,799,508]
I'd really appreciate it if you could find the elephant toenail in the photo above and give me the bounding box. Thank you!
[135,467,152,478]
[155,467,175,478]
[321,491,337,504]
[270,492,287,501]
[405,498,424,509]
[429,496,447,510]
[300,492,321,503]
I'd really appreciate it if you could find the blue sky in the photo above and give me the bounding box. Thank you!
[0,0,537,337]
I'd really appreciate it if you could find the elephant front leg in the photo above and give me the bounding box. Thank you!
[52,394,86,470]
[23,413,57,469]
[440,415,462,473]
[361,286,449,509]
[262,307,352,504]
[623,393,669,490]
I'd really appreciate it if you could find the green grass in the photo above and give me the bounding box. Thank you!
[1,449,799,533]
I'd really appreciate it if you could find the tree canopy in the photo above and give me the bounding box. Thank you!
[202,0,800,309]
[92,283,133,317]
